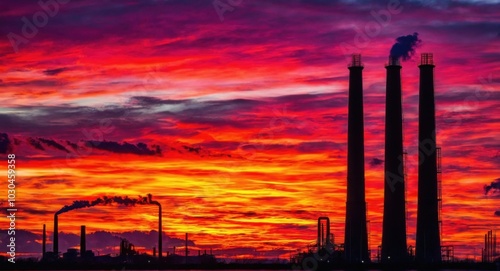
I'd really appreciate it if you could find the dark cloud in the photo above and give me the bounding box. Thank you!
[28,178,71,190]
[484,178,500,195]
[0,79,63,87]
[0,230,42,253]
[369,157,384,167]
[297,141,343,153]
[38,138,70,153]
[198,141,242,152]
[28,137,45,151]
[43,67,70,76]
[85,141,162,156]
[130,96,184,106]
[0,93,342,139]
[0,133,12,154]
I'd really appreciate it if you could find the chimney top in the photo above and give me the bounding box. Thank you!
[419,53,434,66]
[386,56,400,66]
[348,54,363,68]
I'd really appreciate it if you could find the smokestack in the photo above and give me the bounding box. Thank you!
[318,217,331,250]
[344,54,369,263]
[416,53,441,263]
[42,224,46,258]
[53,214,58,255]
[381,55,408,263]
[158,204,162,259]
[147,194,162,259]
[80,225,86,257]
[185,233,188,264]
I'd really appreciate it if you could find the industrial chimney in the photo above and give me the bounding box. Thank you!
[185,233,189,264]
[147,194,162,259]
[381,56,408,263]
[158,204,162,259]
[344,54,369,263]
[81,225,86,257]
[416,53,441,263]
[318,216,331,251]
[42,224,46,258]
[53,214,58,255]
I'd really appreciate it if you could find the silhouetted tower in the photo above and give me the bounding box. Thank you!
[53,214,58,255]
[344,54,370,263]
[42,224,46,258]
[381,56,408,263]
[80,225,86,257]
[185,233,189,264]
[318,217,331,250]
[147,194,162,259]
[416,53,441,263]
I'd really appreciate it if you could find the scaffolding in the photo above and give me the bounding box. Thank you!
[367,218,371,260]
[437,147,442,242]
[482,230,497,263]
[403,150,409,232]
[441,245,454,262]
[420,53,434,66]
[348,54,363,67]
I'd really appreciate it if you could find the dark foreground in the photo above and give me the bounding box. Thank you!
[1,261,500,270]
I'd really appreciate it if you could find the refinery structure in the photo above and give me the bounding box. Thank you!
[42,194,216,266]
[290,53,498,267]
[4,53,498,269]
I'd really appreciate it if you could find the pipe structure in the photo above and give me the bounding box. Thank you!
[81,225,86,257]
[344,54,370,263]
[148,194,162,259]
[42,224,46,258]
[416,53,441,263]
[318,217,331,251]
[381,56,408,263]
[53,214,58,255]
[158,204,162,259]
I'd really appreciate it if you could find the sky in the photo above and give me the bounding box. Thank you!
[0,0,499,261]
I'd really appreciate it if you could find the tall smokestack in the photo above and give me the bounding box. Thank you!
[53,214,58,256]
[416,53,441,263]
[80,225,86,257]
[42,224,46,258]
[147,194,162,259]
[344,54,369,263]
[381,56,408,263]
[158,204,162,259]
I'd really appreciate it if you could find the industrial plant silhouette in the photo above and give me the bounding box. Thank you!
[4,48,498,269]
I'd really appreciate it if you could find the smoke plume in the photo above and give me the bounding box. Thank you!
[390,32,421,61]
[56,194,159,215]
[484,178,500,195]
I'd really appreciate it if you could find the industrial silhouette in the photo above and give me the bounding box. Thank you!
[344,54,369,263]
[52,194,162,259]
[8,50,499,270]
[381,55,408,263]
[416,53,442,263]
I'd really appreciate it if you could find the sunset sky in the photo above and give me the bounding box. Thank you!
[0,0,499,261]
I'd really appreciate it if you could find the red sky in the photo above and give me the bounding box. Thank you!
[0,0,499,261]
